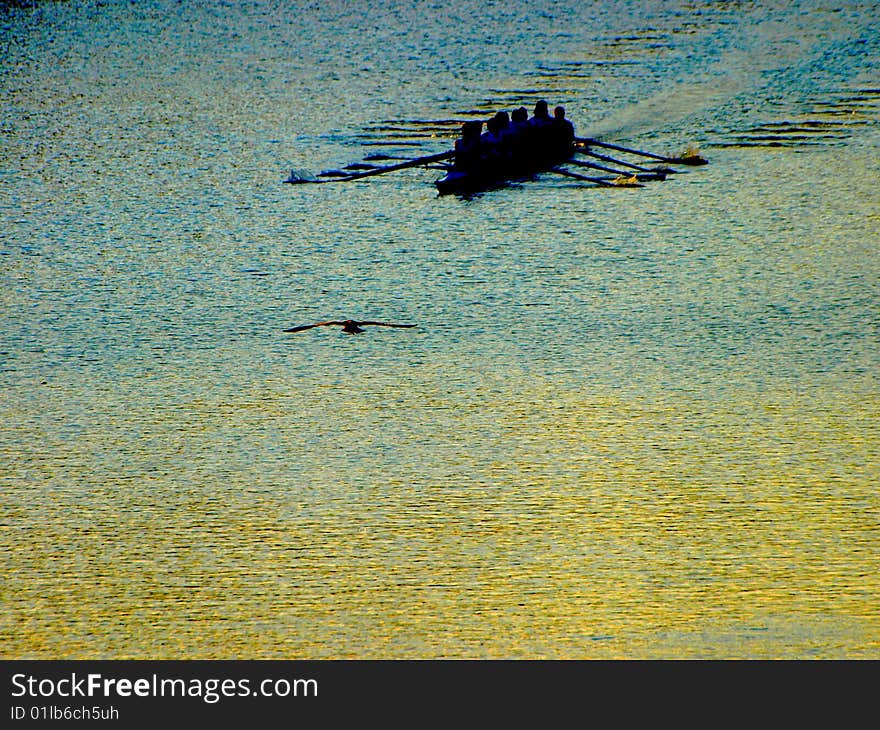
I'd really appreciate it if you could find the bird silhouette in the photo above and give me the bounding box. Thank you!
[283,319,416,334]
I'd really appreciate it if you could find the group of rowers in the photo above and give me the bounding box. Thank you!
[453,100,576,172]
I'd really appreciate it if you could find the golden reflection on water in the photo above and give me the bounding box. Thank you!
[2,376,877,658]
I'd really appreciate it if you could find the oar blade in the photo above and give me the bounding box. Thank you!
[672,154,709,166]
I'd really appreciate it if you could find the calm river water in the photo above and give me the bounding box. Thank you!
[1,0,878,658]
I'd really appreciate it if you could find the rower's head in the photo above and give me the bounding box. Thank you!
[463,120,482,138]
[495,111,510,128]
[534,100,549,118]
[554,105,566,120]
[512,107,528,123]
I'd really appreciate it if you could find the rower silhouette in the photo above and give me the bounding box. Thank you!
[284,319,416,334]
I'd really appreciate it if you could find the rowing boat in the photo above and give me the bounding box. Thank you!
[285,113,707,192]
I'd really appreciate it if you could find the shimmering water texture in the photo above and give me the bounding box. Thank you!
[1,0,878,658]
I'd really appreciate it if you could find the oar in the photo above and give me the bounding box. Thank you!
[343,162,382,171]
[575,146,677,175]
[550,167,644,188]
[576,137,708,165]
[316,169,356,178]
[285,150,454,184]
[328,150,454,181]
[567,158,666,182]
[363,153,418,161]
[305,162,383,178]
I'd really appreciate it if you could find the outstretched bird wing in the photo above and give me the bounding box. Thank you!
[359,321,417,328]
[283,321,345,333]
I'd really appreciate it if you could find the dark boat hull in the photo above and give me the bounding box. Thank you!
[435,149,573,195]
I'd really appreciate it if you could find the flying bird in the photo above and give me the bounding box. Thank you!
[283,319,416,334]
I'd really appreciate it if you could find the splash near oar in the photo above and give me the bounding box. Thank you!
[678,144,708,166]
[284,168,320,183]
